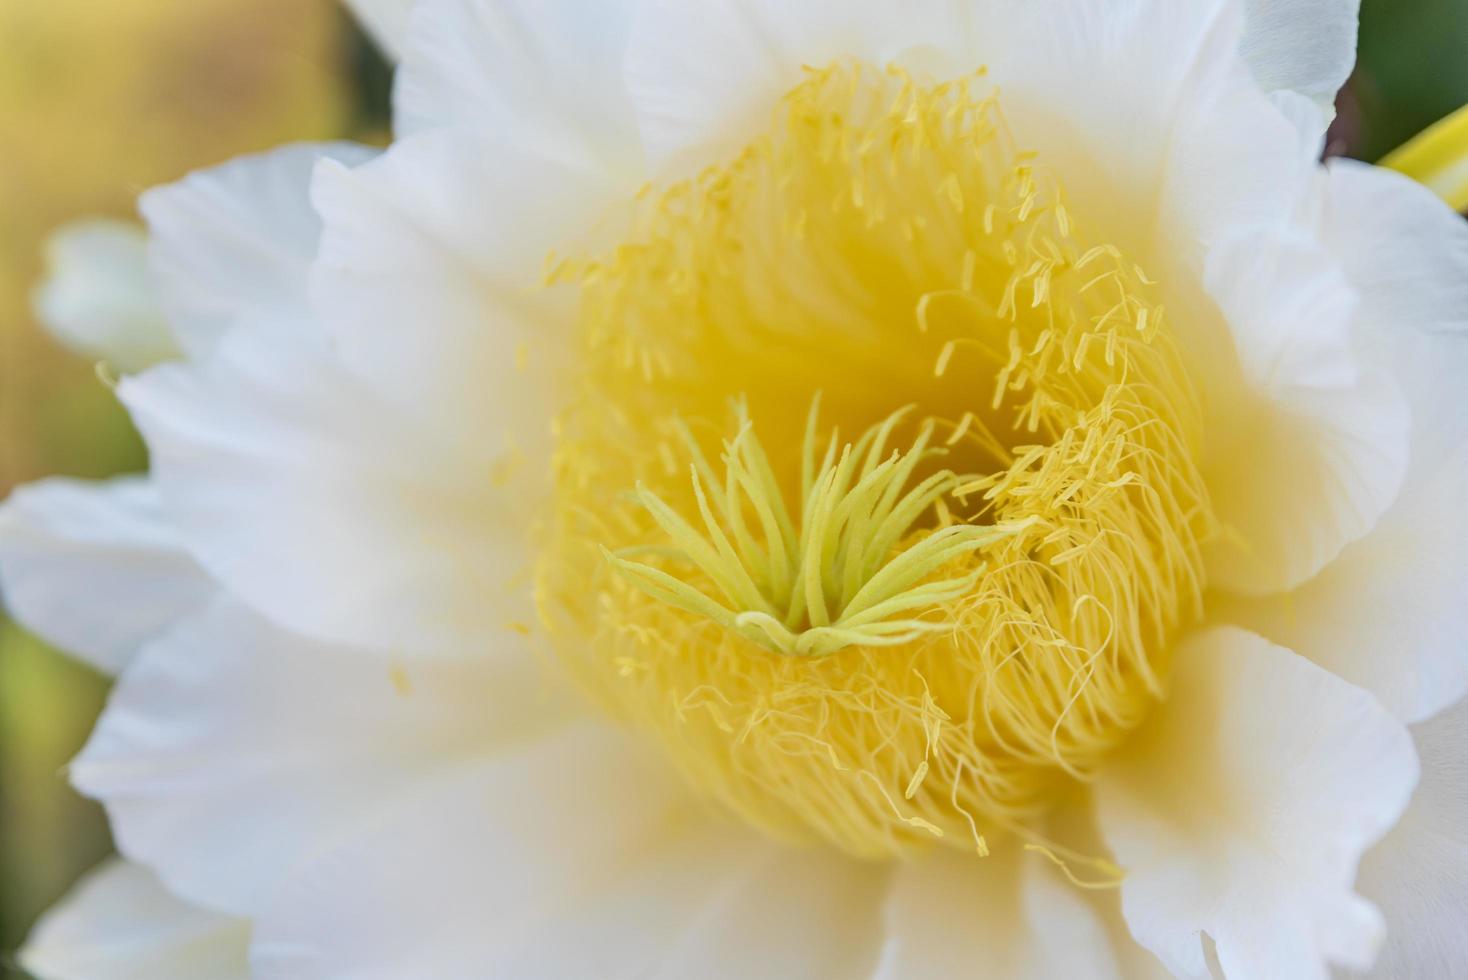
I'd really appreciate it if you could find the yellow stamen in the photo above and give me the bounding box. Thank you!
[538,62,1213,860]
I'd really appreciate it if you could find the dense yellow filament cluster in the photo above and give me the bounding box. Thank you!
[538,63,1214,859]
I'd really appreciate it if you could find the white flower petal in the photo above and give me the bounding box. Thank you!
[141,142,376,359]
[1219,166,1468,721]
[871,847,1127,980]
[1095,626,1418,980]
[1201,231,1409,593]
[32,220,177,373]
[626,0,976,177]
[395,0,641,167]
[1322,159,1468,479]
[71,597,563,916]
[1239,0,1360,104]
[119,322,528,654]
[19,859,249,980]
[0,477,213,675]
[1356,695,1468,979]
[309,126,635,457]
[981,1,1312,262]
[465,821,888,979]
[342,0,416,61]
[249,724,704,979]
[1224,444,1468,723]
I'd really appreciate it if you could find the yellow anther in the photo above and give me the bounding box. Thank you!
[539,62,1213,862]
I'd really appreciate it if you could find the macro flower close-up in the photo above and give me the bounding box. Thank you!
[2,0,1467,977]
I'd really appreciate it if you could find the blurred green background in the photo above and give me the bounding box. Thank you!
[0,0,1463,972]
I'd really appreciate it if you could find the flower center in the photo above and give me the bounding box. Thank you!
[604,401,1038,659]
[538,63,1214,858]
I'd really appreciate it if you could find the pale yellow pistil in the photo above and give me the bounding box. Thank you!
[605,403,1034,658]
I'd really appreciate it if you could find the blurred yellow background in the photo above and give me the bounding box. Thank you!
[1,0,1465,972]
[0,0,376,963]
